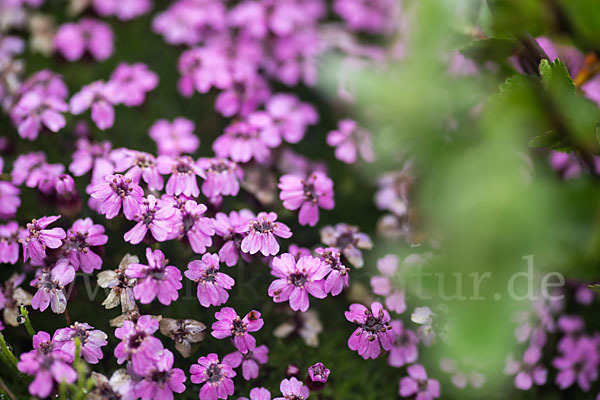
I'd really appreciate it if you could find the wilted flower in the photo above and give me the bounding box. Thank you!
[97,253,139,312]
[320,223,372,268]
[0,273,32,326]
[89,370,135,400]
[273,309,323,347]
[159,318,206,358]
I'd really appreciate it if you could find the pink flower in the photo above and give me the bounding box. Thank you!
[326,119,375,164]
[504,346,548,390]
[268,253,328,312]
[114,315,164,376]
[185,253,235,307]
[54,18,114,61]
[213,210,255,266]
[239,387,271,400]
[213,117,280,163]
[345,302,394,359]
[215,75,270,117]
[399,364,440,400]
[19,216,65,264]
[70,81,118,130]
[388,320,418,367]
[308,362,330,383]
[90,174,145,220]
[211,307,264,354]
[134,349,187,400]
[0,222,20,264]
[63,217,107,273]
[19,69,68,100]
[177,45,232,96]
[11,151,46,186]
[274,377,309,400]
[223,345,269,381]
[333,0,399,34]
[107,63,158,106]
[149,118,199,157]
[171,200,214,253]
[93,0,152,20]
[0,181,20,219]
[265,93,318,143]
[124,195,176,244]
[69,138,114,184]
[53,322,108,364]
[17,332,76,398]
[370,254,406,314]
[157,155,202,197]
[126,248,182,305]
[241,212,292,256]
[31,260,75,313]
[190,353,236,400]
[11,91,67,140]
[320,223,372,268]
[315,247,349,296]
[278,171,334,226]
[197,158,243,200]
[111,149,163,190]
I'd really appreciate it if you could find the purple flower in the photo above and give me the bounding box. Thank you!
[17,331,76,398]
[0,222,20,264]
[114,315,164,376]
[111,149,163,191]
[320,223,372,268]
[126,248,182,305]
[124,195,176,244]
[53,322,108,364]
[185,253,235,307]
[157,155,202,197]
[197,158,243,200]
[31,261,75,313]
[90,174,144,220]
[308,362,330,383]
[93,0,152,20]
[11,151,46,186]
[54,18,114,61]
[345,302,394,359]
[315,247,349,296]
[106,62,158,106]
[333,0,399,34]
[223,345,269,381]
[11,90,67,140]
[211,307,264,354]
[263,93,319,143]
[171,199,214,253]
[387,320,418,368]
[241,212,292,256]
[504,346,548,390]
[135,349,187,400]
[69,138,114,184]
[274,377,309,400]
[553,336,599,391]
[239,387,271,400]
[190,353,236,400]
[63,218,107,273]
[0,181,20,219]
[370,254,406,314]
[149,117,199,157]
[19,69,68,100]
[278,171,334,227]
[213,210,254,266]
[19,216,65,265]
[153,1,226,46]
[327,119,375,164]
[177,45,232,96]
[399,364,440,400]
[70,81,118,130]
[215,75,270,117]
[268,253,328,312]
[213,117,280,163]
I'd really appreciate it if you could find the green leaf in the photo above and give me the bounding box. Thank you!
[460,37,517,64]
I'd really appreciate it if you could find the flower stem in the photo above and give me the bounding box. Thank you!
[0,332,18,368]
[19,305,35,337]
